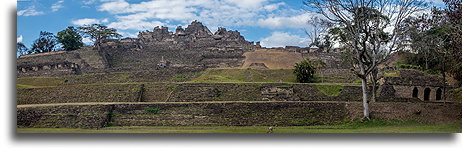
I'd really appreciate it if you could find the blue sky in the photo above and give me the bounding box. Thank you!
[17,0,445,49]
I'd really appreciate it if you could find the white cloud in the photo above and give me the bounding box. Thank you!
[101,18,109,23]
[17,6,45,16]
[263,2,285,11]
[96,0,293,32]
[260,32,309,48]
[81,0,98,8]
[108,20,164,30]
[71,18,109,26]
[99,0,130,13]
[51,0,65,12]
[256,13,314,29]
[82,37,93,44]
[17,35,23,43]
[225,0,269,9]
[424,0,445,6]
[119,31,138,38]
[82,0,97,5]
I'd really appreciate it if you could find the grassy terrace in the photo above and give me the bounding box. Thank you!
[16,68,360,87]
[16,68,461,133]
[17,81,362,88]
[15,101,356,108]
[18,120,461,133]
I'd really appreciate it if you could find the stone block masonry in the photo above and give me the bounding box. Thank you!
[16,48,109,77]
[16,20,352,77]
[379,69,452,102]
[17,102,461,129]
[17,104,113,129]
[101,21,256,71]
[17,83,363,105]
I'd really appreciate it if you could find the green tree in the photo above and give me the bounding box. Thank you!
[306,17,334,52]
[17,42,28,57]
[443,0,462,84]
[56,26,83,51]
[31,31,57,54]
[294,59,317,83]
[78,24,121,50]
[312,58,326,82]
[400,2,462,87]
[304,0,427,119]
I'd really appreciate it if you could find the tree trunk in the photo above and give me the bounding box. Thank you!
[360,77,370,119]
[442,56,447,102]
[96,39,101,51]
[371,79,376,102]
[370,69,378,102]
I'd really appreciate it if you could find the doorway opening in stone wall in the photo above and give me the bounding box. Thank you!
[424,88,431,101]
[412,87,419,98]
[436,88,442,100]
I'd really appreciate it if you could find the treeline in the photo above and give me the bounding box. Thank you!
[16,24,121,57]
[306,0,461,83]
[398,0,462,82]
[303,0,461,119]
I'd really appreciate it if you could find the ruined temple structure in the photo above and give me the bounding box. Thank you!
[17,21,255,76]
[16,21,455,103]
[378,69,449,102]
[16,46,109,77]
[107,20,257,70]
[17,20,343,77]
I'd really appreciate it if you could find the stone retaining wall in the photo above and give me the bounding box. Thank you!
[17,83,363,105]
[16,48,109,77]
[17,102,461,129]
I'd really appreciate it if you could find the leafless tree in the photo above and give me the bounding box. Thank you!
[303,0,427,119]
[305,17,332,52]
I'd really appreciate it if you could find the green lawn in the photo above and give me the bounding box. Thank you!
[17,120,461,133]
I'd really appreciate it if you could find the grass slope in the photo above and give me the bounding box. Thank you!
[190,68,296,83]
[315,85,344,97]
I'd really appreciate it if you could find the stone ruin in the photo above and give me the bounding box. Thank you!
[99,20,258,71]
[378,69,449,102]
[17,20,351,76]
[16,21,453,104]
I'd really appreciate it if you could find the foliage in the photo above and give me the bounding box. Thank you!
[144,107,160,114]
[293,59,316,83]
[306,17,334,52]
[383,72,399,77]
[56,26,83,51]
[396,64,422,70]
[443,0,462,82]
[423,69,441,75]
[16,42,28,56]
[30,31,57,54]
[303,0,428,119]
[78,24,122,50]
[399,3,462,83]
[450,87,461,102]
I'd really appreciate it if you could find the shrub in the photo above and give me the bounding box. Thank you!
[383,72,399,77]
[144,107,160,114]
[397,64,422,70]
[293,59,316,83]
[423,69,441,75]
